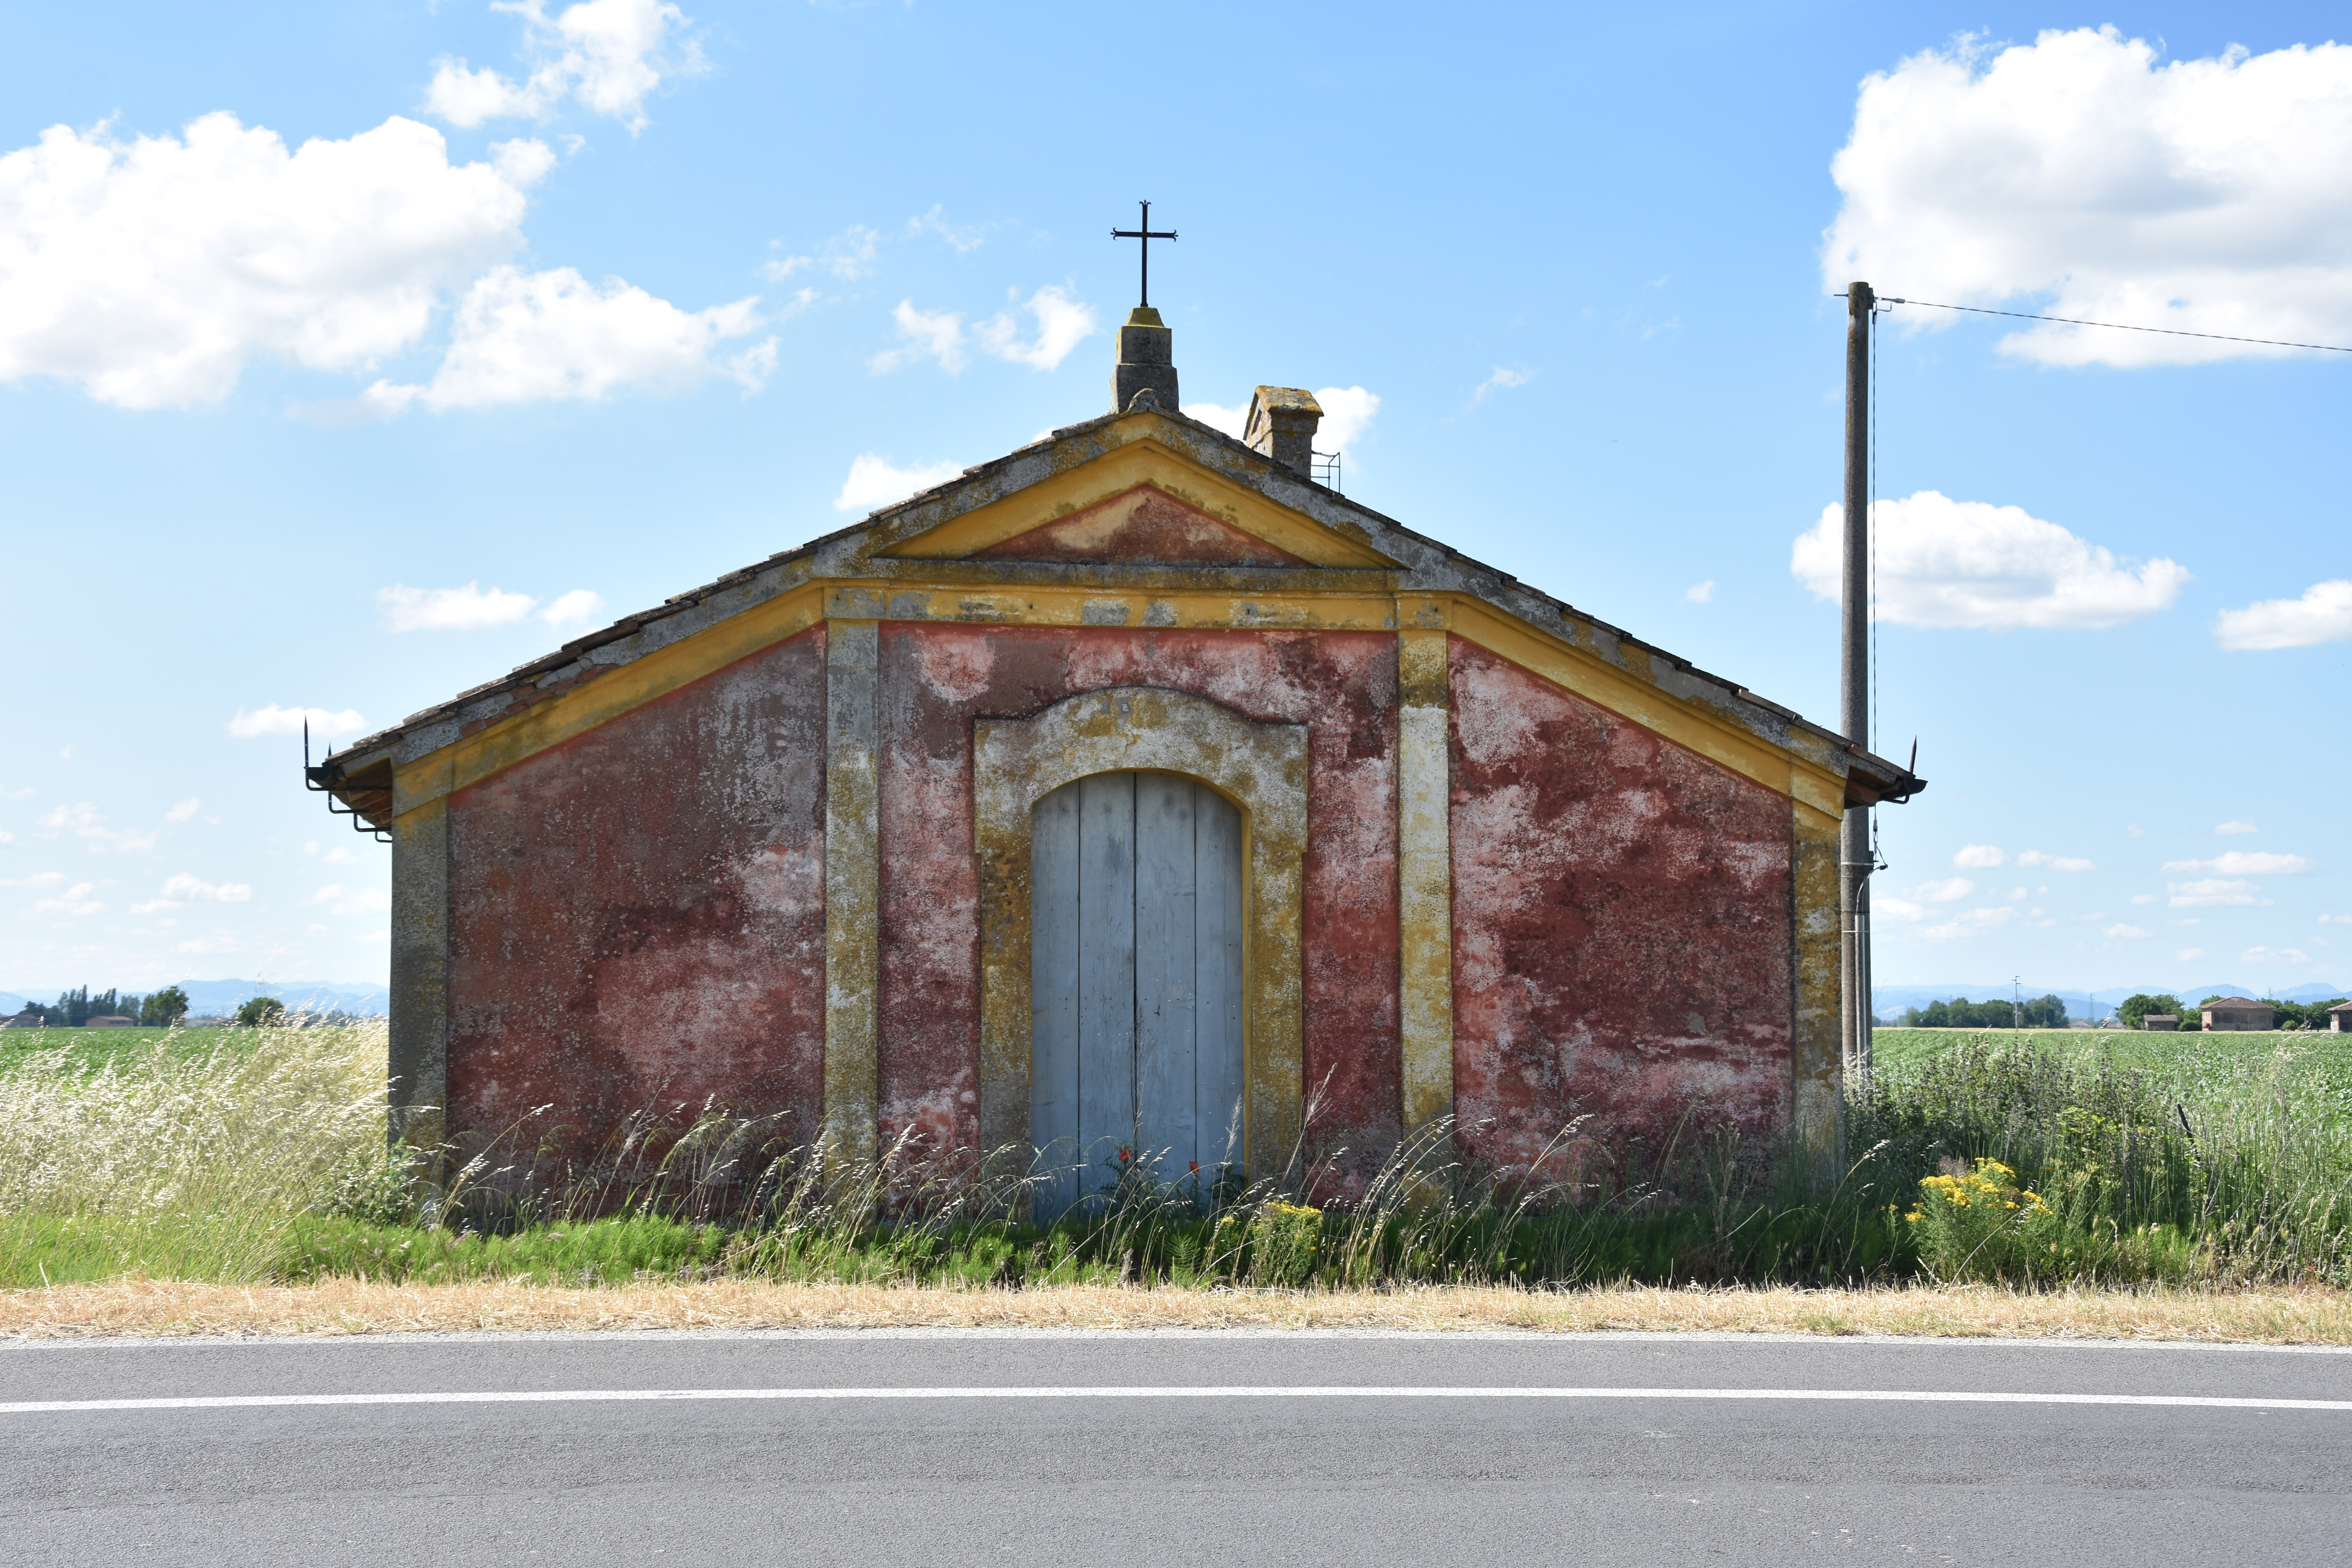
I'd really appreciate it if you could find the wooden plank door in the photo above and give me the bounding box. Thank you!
[1030,771,1244,1219]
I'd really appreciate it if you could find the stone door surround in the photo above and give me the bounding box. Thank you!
[974,685,1308,1175]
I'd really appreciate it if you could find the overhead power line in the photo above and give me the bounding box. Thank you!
[1879,297,2352,356]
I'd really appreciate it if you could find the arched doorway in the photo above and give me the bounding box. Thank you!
[1029,770,1244,1216]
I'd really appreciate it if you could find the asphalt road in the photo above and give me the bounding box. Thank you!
[4,1329,2349,1566]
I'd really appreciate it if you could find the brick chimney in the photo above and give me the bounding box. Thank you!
[1112,307,1178,412]
[1243,386,1321,476]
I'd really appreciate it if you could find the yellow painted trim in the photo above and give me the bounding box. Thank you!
[830,582,1403,633]
[392,583,825,816]
[387,573,1842,820]
[878,443,1396,568]
[1445,597,1846,811]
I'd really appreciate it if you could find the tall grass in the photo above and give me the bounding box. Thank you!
[4,1023,2347,1292]
[1852,1032,2352,1285]
[0,1022,385,1284]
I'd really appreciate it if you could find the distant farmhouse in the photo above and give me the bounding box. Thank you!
[2201,997,2275,1032]
[2333,1002,2352,1034]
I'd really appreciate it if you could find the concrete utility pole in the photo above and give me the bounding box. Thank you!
[1841,281,1875,1091]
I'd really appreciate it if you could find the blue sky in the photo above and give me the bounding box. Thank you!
[4,2,2347,999]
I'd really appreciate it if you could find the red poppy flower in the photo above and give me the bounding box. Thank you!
[1189,1161,1199,1173]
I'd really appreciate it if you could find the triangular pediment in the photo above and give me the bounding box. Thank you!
[972,485,1309,567]
[875,428,1397,569]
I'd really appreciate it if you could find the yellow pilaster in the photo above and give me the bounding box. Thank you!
[1397,628,1455,1130]
[823,619,881,1161]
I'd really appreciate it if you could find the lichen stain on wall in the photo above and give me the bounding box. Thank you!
[877,624,1401,1160]
[444,625,828,1160]
[1447,638,1793,1181]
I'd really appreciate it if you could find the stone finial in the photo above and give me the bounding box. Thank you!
[1243,386,1322,476]
[1112,307,1178,414]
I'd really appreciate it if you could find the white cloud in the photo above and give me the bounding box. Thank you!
[1313,386,1380,455]
[424,61,557,127]
[2,871,69,889]
[541,589,606,627]
[2214,581,2352,651]
[1793,493,2188,630]
[1684,581,1715,604]
[1825,28,2352,368]
[2163,851,2311,876]
[1469,365,1537,406]
[904,205,987,253]
[2243,945,2311,965]
[426,0,702,134]
[764,224,882,282]
[33,881,105,919]
[227,705,367,739]
[871,300,968,373]
[164,798,200,823]
[38,802,155,854]
[2214,820,2258,836]
[2321,914,2352,925]
[973,285,1097,371]
[2169,878,2272,908]
[2126,824,2145,837]
[312,882,392,916]
[1953,844,2007,869]
[2177,947,2204,962]
[2103,923,2149,939]
[2016,849,2095,872]
[379,581,538,632]
[1875,897,1924,922]
[133,871,253,913]
[1924,906,2016,942]
[834,454,964,514]
[1906,876,1975,904]
[0,113,545,408]
[367,264,771,410]
[2130,893,2158,906]
[177,930,240,955]
[1182,402,1248,438]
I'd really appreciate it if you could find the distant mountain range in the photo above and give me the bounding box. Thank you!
[1873,980,2349,1022]
[1,980,389,1018]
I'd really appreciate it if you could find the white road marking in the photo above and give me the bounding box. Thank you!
[4,1385,2347,1415]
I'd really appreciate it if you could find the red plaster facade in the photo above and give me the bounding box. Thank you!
[444,626,829,1159]
[1446,639,1795,1180]
[433,626,1802,1178]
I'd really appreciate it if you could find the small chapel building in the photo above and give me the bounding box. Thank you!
[314,307,1922,1200]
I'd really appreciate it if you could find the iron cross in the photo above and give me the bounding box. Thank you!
[1111,200,1176,307]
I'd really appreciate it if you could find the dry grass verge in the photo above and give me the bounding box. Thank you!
[5,1278,2349,1343]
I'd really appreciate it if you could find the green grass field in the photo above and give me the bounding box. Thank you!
[0,1025,261,1072]
[1871,1026,2352,1083]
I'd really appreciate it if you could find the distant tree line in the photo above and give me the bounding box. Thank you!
[1896,993,2072,1029]
[8,985,191,1027]
[2,986,322,1027]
